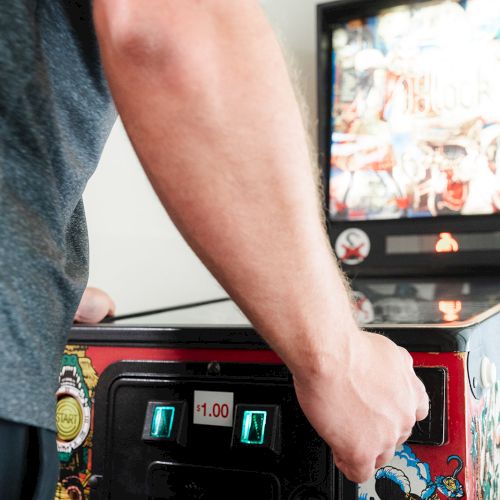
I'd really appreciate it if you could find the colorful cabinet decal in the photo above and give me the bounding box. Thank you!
[359,446,465,499]
[470,382,500,500]
[55,346,98,499]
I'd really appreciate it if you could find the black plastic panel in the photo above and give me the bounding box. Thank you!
[409,368,447,446]
[90,362,333,500]
[147,462,279,499]
[68,322,477,354]
[89,361,449,499]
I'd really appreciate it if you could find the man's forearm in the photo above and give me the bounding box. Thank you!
[94,2,430,483]
[93,0,358,376]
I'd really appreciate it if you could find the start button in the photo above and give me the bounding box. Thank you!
[56,396,83,442]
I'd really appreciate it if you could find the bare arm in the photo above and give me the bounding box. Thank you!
[93,0,354,373]
[93,0,428,482]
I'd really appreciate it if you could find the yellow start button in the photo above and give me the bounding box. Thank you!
[56,396,83,442]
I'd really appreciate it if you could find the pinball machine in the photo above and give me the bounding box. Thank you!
[317,0,500,498]
[55,0,500,498]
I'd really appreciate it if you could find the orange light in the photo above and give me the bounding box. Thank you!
[435,232,459,253]
[438,300,462,322]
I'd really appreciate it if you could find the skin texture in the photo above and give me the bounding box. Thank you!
[74,287,115,324]
[92,0,429,483]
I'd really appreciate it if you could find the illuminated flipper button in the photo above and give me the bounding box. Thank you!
[232,404,280,453]
[142,401,187,446]
[150,406,176,439]
[241,411,267,445]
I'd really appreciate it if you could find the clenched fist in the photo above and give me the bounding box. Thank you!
[293,330,429,483]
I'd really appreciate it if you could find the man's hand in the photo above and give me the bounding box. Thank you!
[294,330,429,483]
[74,287,116,324]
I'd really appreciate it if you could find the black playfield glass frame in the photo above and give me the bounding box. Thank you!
[317,0,500,277]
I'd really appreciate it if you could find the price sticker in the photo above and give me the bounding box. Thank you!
[193,390,234,427]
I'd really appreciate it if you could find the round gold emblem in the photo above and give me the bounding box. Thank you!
[56,396,83,442]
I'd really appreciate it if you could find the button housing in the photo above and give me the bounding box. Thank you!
[142,401,187,446]
[231,404,281,453]
[408,368,447,446]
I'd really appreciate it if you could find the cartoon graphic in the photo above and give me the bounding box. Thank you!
[435,233,459,254]
[329,0,500,222]
[335,228,371,265]
[373,466,431,499]
[359,445,464,500]
[55,346,99,499]
[352,291,375,324]
[434,456,464,498]
[480,125,500,211]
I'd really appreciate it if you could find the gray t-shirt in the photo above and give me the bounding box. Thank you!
[0,1,116,430]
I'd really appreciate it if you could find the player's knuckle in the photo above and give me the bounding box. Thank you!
[382,432,399,450]
[351,466,373,484]
[402,411,416,430]
[403,429,413,443]
[377,450,394,468]
[351,446,373,467]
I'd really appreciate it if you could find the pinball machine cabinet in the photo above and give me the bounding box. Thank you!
[55,295,500,500]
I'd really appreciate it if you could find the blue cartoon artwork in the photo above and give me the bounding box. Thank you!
[359,445,464,500]
[434,456,464,498]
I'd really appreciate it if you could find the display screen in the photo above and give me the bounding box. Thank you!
[386,230,500,254]
[329,0,500,221]
[352,278,500,324]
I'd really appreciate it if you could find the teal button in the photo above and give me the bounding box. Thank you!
[241,410,267,445]
[150,406,176,439]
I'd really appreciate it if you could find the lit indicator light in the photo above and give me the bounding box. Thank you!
[241,411,267,445]
[439,300,462,322]
[150,406,176,439]
[435,233,459,253]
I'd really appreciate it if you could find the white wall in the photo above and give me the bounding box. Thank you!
[84,0,324,315]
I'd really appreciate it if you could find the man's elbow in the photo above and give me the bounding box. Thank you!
[93,0,267,103]
[93,0,186,74]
